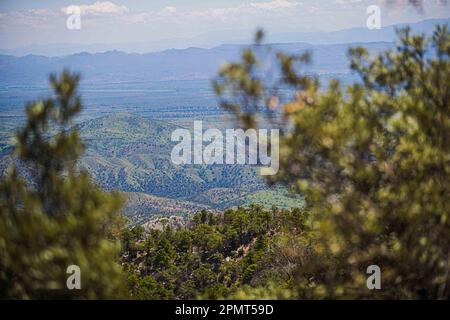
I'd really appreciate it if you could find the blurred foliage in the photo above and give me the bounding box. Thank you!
[0,71,126,299]
[214,25,450,298]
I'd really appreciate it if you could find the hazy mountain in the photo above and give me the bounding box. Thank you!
[265,18,449,45]
[0,18,446,57]
[0,42,392,85]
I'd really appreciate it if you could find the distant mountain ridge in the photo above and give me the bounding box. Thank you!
[1,18,447,85]
[0,18,447,57]
[264,18,449,45]
[0,42,392,85]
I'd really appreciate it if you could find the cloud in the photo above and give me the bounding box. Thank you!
[336,0,363,4]
[163,6,177,14]
[1,0,448,50]
[115,1,305,26]
[249,0,302,10]
[182,0,305,24]
[0,1,315,30]
[62,1,129,15]
[380,0,447,13]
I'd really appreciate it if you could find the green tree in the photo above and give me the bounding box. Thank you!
[214,25,450,299]
[0,70,126,299]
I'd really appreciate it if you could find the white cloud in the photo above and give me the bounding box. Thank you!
[1,0,448,50]
[336,0,363,4]
[183,0,304,24]
[163,6,177,14]
[250,0,302,10]
[62,1,129,15]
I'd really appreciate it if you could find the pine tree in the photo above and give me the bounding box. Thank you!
[214,25,450,298]
[0,70,126,299]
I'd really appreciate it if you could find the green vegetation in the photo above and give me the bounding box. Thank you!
[122,192,214,224]
[77,112,263,197]
[122,206,309,299]
[1,112,303,221]
[0,25,448,300]
[0,71,126,299]
[220,188,304,210]
[76,113,302,219]
[213,25,450,298]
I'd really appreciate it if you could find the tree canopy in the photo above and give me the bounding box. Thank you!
[0,71,126,299]
[213,25,450,299]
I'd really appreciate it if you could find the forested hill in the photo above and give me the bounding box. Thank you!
[77,113,265,197]
[0,113,303,221]
[122,206,309,299]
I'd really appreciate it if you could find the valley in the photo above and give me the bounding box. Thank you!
[0,111,304,223]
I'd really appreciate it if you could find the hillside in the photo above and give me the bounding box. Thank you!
[0,112,304,222]
[77,113,265,199]
[122,192,216,224]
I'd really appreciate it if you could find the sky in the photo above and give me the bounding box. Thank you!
[0,0,449,50]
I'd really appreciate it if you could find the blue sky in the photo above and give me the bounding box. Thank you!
[0,0,449,50]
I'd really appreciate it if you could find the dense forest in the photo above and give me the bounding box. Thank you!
[122,206,309,299]
[0,25,449,299]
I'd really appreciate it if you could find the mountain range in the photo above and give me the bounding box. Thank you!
[0,18,447,57]
[0,42,392,85]
[1,18,447,86]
